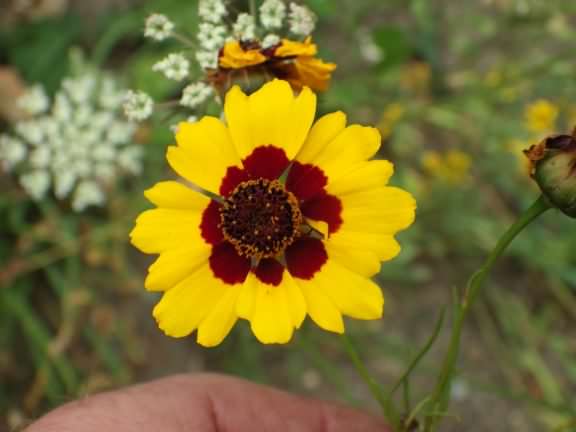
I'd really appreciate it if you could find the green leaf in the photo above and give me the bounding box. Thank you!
[373,26,411,70]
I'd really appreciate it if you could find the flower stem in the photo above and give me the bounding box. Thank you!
[340,333,399,426]
[424,195,551,431]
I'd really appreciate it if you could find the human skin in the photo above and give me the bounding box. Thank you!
[27,373,390,432]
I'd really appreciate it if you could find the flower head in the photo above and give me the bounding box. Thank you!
[525,130,576,217]
[152,53,190,81]
[232,13,256,41]
[130,80,416,346]
[198,0,227,24]
[219,41,268,69]
[180,82,214,108]
[198,23,228,51]
[123,90,154,121]
[288,3,316,36]
[18,85,49,115]
[1,76,140,211]
[144,14,174,41]
[260,0,286,29]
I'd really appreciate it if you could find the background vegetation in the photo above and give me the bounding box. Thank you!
[1,0,575,430]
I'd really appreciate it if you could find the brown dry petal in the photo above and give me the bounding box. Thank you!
[0,66,28,122]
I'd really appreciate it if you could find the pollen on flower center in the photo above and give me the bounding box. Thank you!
[220,178,302,259]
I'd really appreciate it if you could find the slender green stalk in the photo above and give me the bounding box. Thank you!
[424,195,551,431]
[340,333,399,425]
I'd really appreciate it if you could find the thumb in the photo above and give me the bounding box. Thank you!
[27,373,390,432]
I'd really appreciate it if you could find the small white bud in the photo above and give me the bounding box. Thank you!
[288,3,316,36]
[152,53,190,81]
[180,82,213,108]
[260,0,286,29]
[18,85,49,115]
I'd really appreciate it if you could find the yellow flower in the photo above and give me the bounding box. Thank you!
[130,80,415,346]
[525,99,558,134]
[421,149,471,184]
[378,103,405,141]
[219,40,267,69]
[274,37,336,92]
[275,37,318,57]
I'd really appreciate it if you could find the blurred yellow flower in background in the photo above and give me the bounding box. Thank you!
[525,99,558,134]
[421,149,471,184]
[378,103,405,140]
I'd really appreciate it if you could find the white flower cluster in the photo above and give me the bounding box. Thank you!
[0,75,142,212]
[144,13,174,41]
[130,1,318,125]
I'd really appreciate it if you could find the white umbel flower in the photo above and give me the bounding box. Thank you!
[18,85,49,115]
[262,33,281,49]
[123,90,154,121]
[198,0,227,23]
[152,53,190,81]
[197,23,227,51]
[144,13,174,41]
[0,135,27,170]
[180,82,213,108]
[233,13,256,40]
[288,3,315,35]
[20,170,51,200]
[72,181,106,211]
[260,0,286,29]
[196,50,219,70]
[1,73,141,211]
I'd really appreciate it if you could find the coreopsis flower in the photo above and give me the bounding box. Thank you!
[524,130,576,217]
[218,37,336,92]
[0,75,141,211]
[130,80,416,346]
[525,99,558,134]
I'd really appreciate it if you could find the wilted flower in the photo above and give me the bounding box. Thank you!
[144,14,174,41]
[130,80,415,346]
[524,130,576,217]
[0,75,141,211]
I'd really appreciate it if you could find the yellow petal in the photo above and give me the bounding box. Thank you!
[197,288,239,347]
[130,208,204,254]
[224,80,316,160]
[282,272,307,328]
[298,123,380,183]
[145,245,211,291]
[220,40,267,69]
[325,243,381,277]
[297,279,344,333]
[326,160,394,196]
[152,265,228,338]
[250,281,294,344]
[236,273,258,319]
[168,116,240,194]
[144,181,208,209]
[340,187,416,234]
[313,259,384,320]
[275,37,318,57]
[297,111,347,163]
[328,230,401,262]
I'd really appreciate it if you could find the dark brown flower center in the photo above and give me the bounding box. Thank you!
[220,178,302,259]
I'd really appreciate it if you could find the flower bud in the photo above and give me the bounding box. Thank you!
[524,131,576,217]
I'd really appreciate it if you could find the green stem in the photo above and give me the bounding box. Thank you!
[340,333,399,425]
[424,195,551,431]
